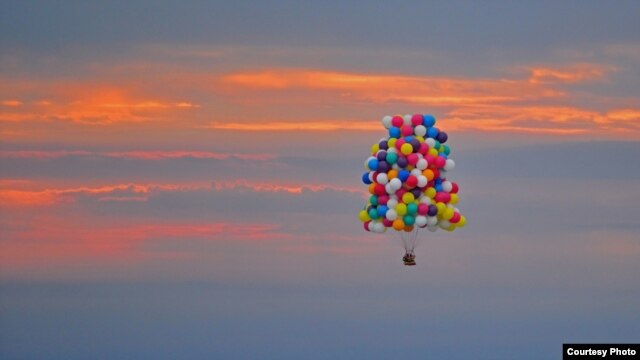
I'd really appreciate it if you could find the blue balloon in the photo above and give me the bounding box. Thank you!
[398,170,410,182]
[427,127,439,139]
[423,114,436,127]
[435,184,443,192]
[362,172,372,184]
[367,158,379,171]
[404,136,414,142]
[377,205,389,217]
[389,127,401,138]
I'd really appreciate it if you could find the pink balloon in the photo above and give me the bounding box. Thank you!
[396,188,407,198]
[434,192,451,203]
[401,125,413,136]
[417,203,429,215]
[364,221,371,231]
[391,116,403,127]
[434,156,446,168]
[407,153,418,165]
[411,114,423,126]
[382,218,393,227]
[419,143,429,154]
[450,212,461,223]
[395,138,405,150]
[378,195,389,205]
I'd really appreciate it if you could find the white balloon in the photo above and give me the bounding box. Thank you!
[442,181,453,192]
[403,114,412,126]
[410,169,421,177]
[419,196,432,205]
[389,178,402,190]
[444,159,455,171]
[387,147,398,154]
[427,216,438,226]
[386,209,398,221]
[425,138,436,148]
[415,215,428,227]
[439,220,451,229]
[377,173,388,185]
[387,198,398,209]
[427,225,438,232]
[417,175,428,187]
[416,158,428,170]
[368,172,374,182]
[385,183,394,194]
[382,115,392,129]
[414,125,427,137]
[374,221,385,233]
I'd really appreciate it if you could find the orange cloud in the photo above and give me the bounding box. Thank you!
[0,217,287,267]
[0,179,360,207]
[2,99,23,107]
[0,150,275,161]
[220,69,559,106]
[527,63,616,84]
[204,120,379,132]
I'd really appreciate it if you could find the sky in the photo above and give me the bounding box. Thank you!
[1,1,640,359]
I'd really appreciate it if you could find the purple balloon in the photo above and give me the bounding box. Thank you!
[377,151,387,161]
[378,140,388,150]
[437,132,448,143]
[410,139,420,152]
[377,161,389,173]
[396,156,408,168]
[411,188,422,198]
[428,205,438,216]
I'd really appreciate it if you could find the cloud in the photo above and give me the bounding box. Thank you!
[526,63,616,84]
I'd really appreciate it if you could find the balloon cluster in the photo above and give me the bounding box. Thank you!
[359,114,466,233]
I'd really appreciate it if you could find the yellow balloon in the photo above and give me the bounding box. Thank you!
[402,192,415,204]
[396,203,407,216]
[458,215,467,227]
[388,138,397,148]
[428,148,439,157]
[401,143,413,155]
[359,210,370,222]
[371,143,379,154]
[436,202,446,214]
[446,225,456,231]
[450,193,459,204]
[415,136,425,143]
[443,208,455,220]
[425,187,436,199]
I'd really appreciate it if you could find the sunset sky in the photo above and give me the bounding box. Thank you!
[1,1,640,359]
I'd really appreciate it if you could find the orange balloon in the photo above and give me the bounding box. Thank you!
[388,169,398,179]
[423,169,434,181]
[368,183,376,194]
[404,225,414,232]
[392,219,404,230]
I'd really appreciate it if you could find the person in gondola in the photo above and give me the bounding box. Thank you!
[403,253,416,266]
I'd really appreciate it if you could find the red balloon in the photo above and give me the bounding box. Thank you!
[450,212,461,223]
[425,154,435,165]
[434,156,446,168]
[396,188,407,198]
[378,194,389,205]
[401,125,413,136]
[419,143,429,154]
[395,138,405,150]
[374,184,386,196]
[451,182,459,194]
[405,175,418,188]
[364,221,371,231]
[417,203,429,215]
[391,116,403,127]
[382,218,393,227]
